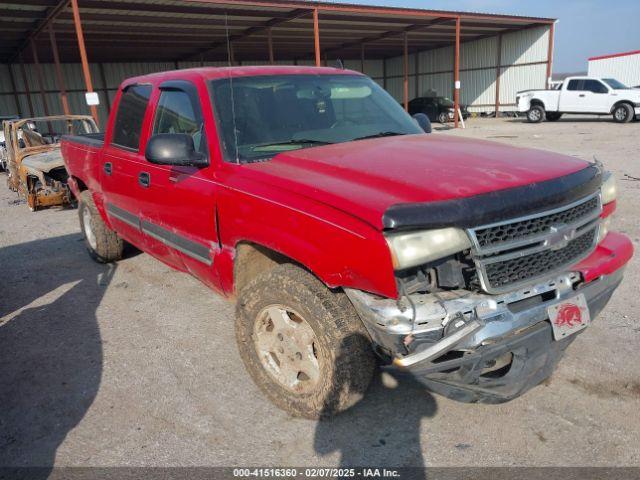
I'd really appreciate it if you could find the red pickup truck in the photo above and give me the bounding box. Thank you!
[62,66,633,418]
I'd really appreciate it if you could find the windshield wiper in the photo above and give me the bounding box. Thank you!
[351,131,406,141]
[251,139,333,149]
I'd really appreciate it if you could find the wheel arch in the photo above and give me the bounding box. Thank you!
[530,98,546,110]
[610,100,634,114]
[233,241,309,295]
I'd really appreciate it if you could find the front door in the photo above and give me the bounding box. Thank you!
[139,80,220,287]
[559,79,610,113]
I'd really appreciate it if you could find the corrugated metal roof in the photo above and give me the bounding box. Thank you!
[0,0,554,63]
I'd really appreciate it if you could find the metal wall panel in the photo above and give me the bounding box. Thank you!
[383,25,550,112]
[499,63,547,108]
[461,36,498,70]
[342,59,384,78]
[418,46,453,73]
[417,72,453,99]
[461,68,496,109]
[501,26,549,65]
[0,65,13,94]
[588,53,640,87]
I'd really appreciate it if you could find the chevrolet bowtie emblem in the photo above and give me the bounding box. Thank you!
[545,224,576,251]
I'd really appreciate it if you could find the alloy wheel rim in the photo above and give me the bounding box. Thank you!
[82,207,97,250]
[253,305,320,393]
[615,108,625,121]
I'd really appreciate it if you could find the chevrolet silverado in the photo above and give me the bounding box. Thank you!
[61,66,633,418]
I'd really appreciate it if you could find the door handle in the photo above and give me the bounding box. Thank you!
[138,172,150,188]
[579,94,586,97]
[104,162,112,175]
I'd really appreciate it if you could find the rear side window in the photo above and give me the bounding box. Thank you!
[567,80,583,91]
[112,85,152,150]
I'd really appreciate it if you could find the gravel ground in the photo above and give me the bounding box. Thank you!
[0,116,639,469]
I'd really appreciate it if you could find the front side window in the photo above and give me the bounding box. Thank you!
[112,85,152,150]
[210,74,422,163]
[583,80,608,94]
[153,89,206,154]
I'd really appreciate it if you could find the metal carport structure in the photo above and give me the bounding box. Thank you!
[0,0,556,128]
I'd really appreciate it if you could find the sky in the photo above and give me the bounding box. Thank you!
[334,0,640,73]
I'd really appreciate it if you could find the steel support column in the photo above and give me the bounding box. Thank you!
[360,43,365,72]
[313,8,321,67]
[18,56,34,117]
[545,22,555,89]
[403,32,409,111]
[71,0,99,126]
[494,33,502,115]
[48,25,70,116]
[454,16,461,128]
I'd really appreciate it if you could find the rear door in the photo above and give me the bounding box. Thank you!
[139,80,220,285]
[559,79,586,112]
[101,84,153,248]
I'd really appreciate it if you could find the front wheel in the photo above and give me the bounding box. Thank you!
[527,105,545,123]
[437,111,450,124]
[235,264,375,419]
[78,190,123,263]
[612,103,634,123]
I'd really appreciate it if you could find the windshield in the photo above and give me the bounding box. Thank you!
[210,74,422,163]
[603,78,628,90]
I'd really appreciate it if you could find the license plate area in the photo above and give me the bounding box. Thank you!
[547,294,591,340]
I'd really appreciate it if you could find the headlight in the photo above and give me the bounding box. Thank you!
[601,171,617,204]
[385,227,472,270]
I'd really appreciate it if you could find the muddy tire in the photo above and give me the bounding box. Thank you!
[235,263,375,419]
[78,190,123,263]
[527,105,545,123]
[612,103,634,123]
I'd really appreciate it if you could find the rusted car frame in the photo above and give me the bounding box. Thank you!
[4,115,98,211]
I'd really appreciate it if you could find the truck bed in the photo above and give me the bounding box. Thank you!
[61,132,105,148]
[61,132,105,196]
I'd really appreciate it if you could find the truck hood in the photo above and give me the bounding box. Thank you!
[244,134,590,230]
[21,147,64,174]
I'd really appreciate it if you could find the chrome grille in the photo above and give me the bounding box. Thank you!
[474,196,599,249]
[483,228,596,290]
[468,193,602,293]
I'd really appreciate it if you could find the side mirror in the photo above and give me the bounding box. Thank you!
[145,133,208,167]
[412,113,432,133]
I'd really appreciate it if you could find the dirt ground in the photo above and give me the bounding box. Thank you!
[1,116,639,469]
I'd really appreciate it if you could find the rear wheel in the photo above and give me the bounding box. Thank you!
[527,105,545,123]
[545,112,562,121]
[612,103,634,123]
[78,190,123,263]
[235,264,375,419]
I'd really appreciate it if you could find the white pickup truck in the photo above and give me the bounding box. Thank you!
[517,77,640,123]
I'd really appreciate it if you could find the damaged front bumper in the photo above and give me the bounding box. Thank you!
[345,266,626,403]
